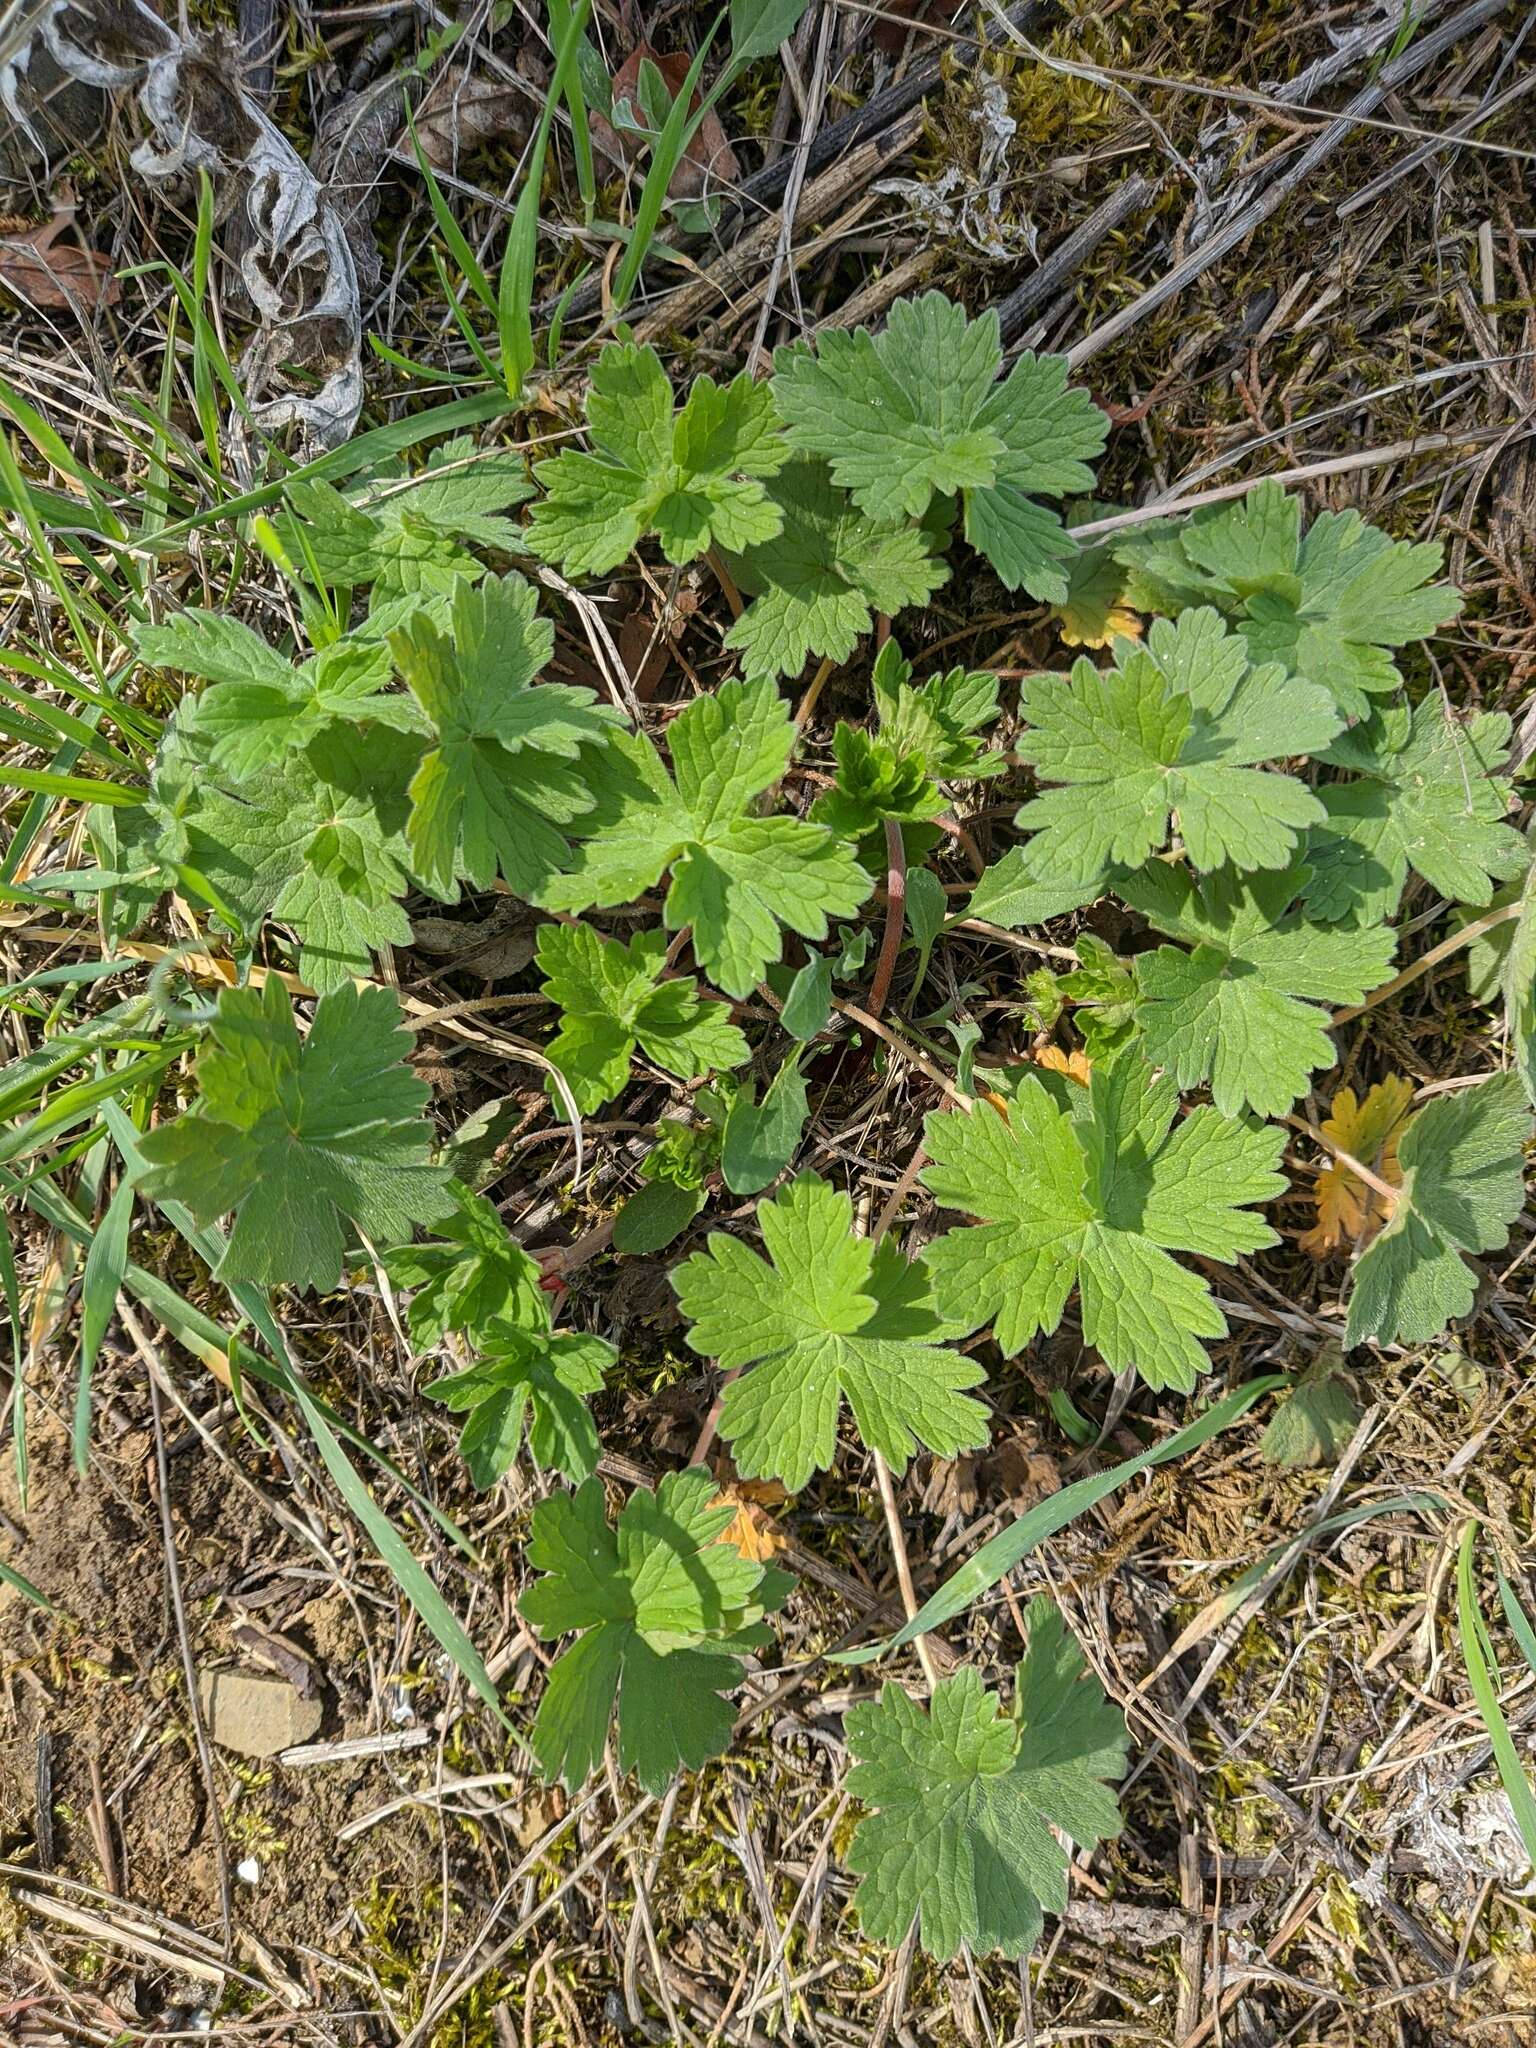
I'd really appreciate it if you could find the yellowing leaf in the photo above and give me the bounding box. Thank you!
[1034,1045,1091,1086]
[711,1478,790,1562]
[1300,1076,1412,1259]
[1053,544,1143,649]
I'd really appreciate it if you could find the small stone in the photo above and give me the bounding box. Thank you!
[198,1669,323,1759]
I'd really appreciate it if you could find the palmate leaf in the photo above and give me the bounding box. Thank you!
[136,616,424,778]
[1343,1073,1533,1350]
[521,1468,793,1795]
[1303,697,1526,926]
[721,459,949,682]
[539,676,871,997]
[389,572,622,898]
[1014,609,1340,882]
[1300,1077,1413,1260]
[921,1047,1285,1391]
[536,920,749,1113]
[1121,857,1397,1117]
[136,980,450,1291]
[672,1173,988,1490]
[1115,479,1461,719]
[426,1325,612,1488]
[771,292,1107,597]
[846,1598,1126,1961]
[273,435,531,596]
[177,722,421,993]
[525,342,788,575]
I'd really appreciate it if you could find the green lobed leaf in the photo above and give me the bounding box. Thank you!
[1303,696,1526,926]
[921,1046,1286,1391]
[1115,478,1461,719]
[771,294,1106,598]
[1014,609,1340,881]
[1121,856,1396,1117]
[845,1597,1126,1961]
[521,1467,792,1794]
[525,343,788,575]
[136,979,451,1292]
[539,677,871,997]
[673,1172,988,1489]
[536,919,748,1114]
[721,459,949,682]
[1343,1073,1533,1350]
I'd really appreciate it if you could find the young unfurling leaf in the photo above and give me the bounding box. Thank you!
[137,980,450,1291]
[521,1468,792,1794]
[921,1048,1285,1391]
[672,1173,987,1489]
[390,572,622,898]
[524,342,788,575]
[810,637,1002,847]
[536,920,748,1113]
[1013,610,1340,882]
[1121,857,1396,1117]
[383,1181,547,1346]
[721,459,949,682]
[1343,1073,1532,1350]
[538,677,871,997]
[846,1598,1126,1961]
[1115,479,1460,719]
[772,293,1107,597]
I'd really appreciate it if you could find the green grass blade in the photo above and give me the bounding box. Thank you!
[1458,1521,1536,1870]
[0,1213,25,1512]
[150,390,516,544]
[499,0,595,395]
[0,1555,53,1611]
[611,21,720,310]
[0,765,142,806]
[75,1173,134,1471]
[832,1374,1290,1666]
[409,115,500,313]
[547,0,596,217]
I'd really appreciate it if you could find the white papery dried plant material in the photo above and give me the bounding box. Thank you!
[7,0,362,455]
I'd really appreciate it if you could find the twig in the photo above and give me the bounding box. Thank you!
[1047,0,1511,368]
[792,655,837,732]
[140,1318,234,1955]
[833,995,972,1105]
[872,1451,940,1692]
[996,175,1156,348]
[1284,1115,1400,1210]
[1330,898,1522,1028]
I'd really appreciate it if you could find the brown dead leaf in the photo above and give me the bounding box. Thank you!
[592,47,739,200]
[413,67,535,171]
[0,206,119,312]
[710,1477,789,1563]
[1035,1044,1091,1086]
[1300,1075,1413,1259]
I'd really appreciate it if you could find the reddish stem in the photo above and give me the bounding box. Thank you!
[866,818,906,1020]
